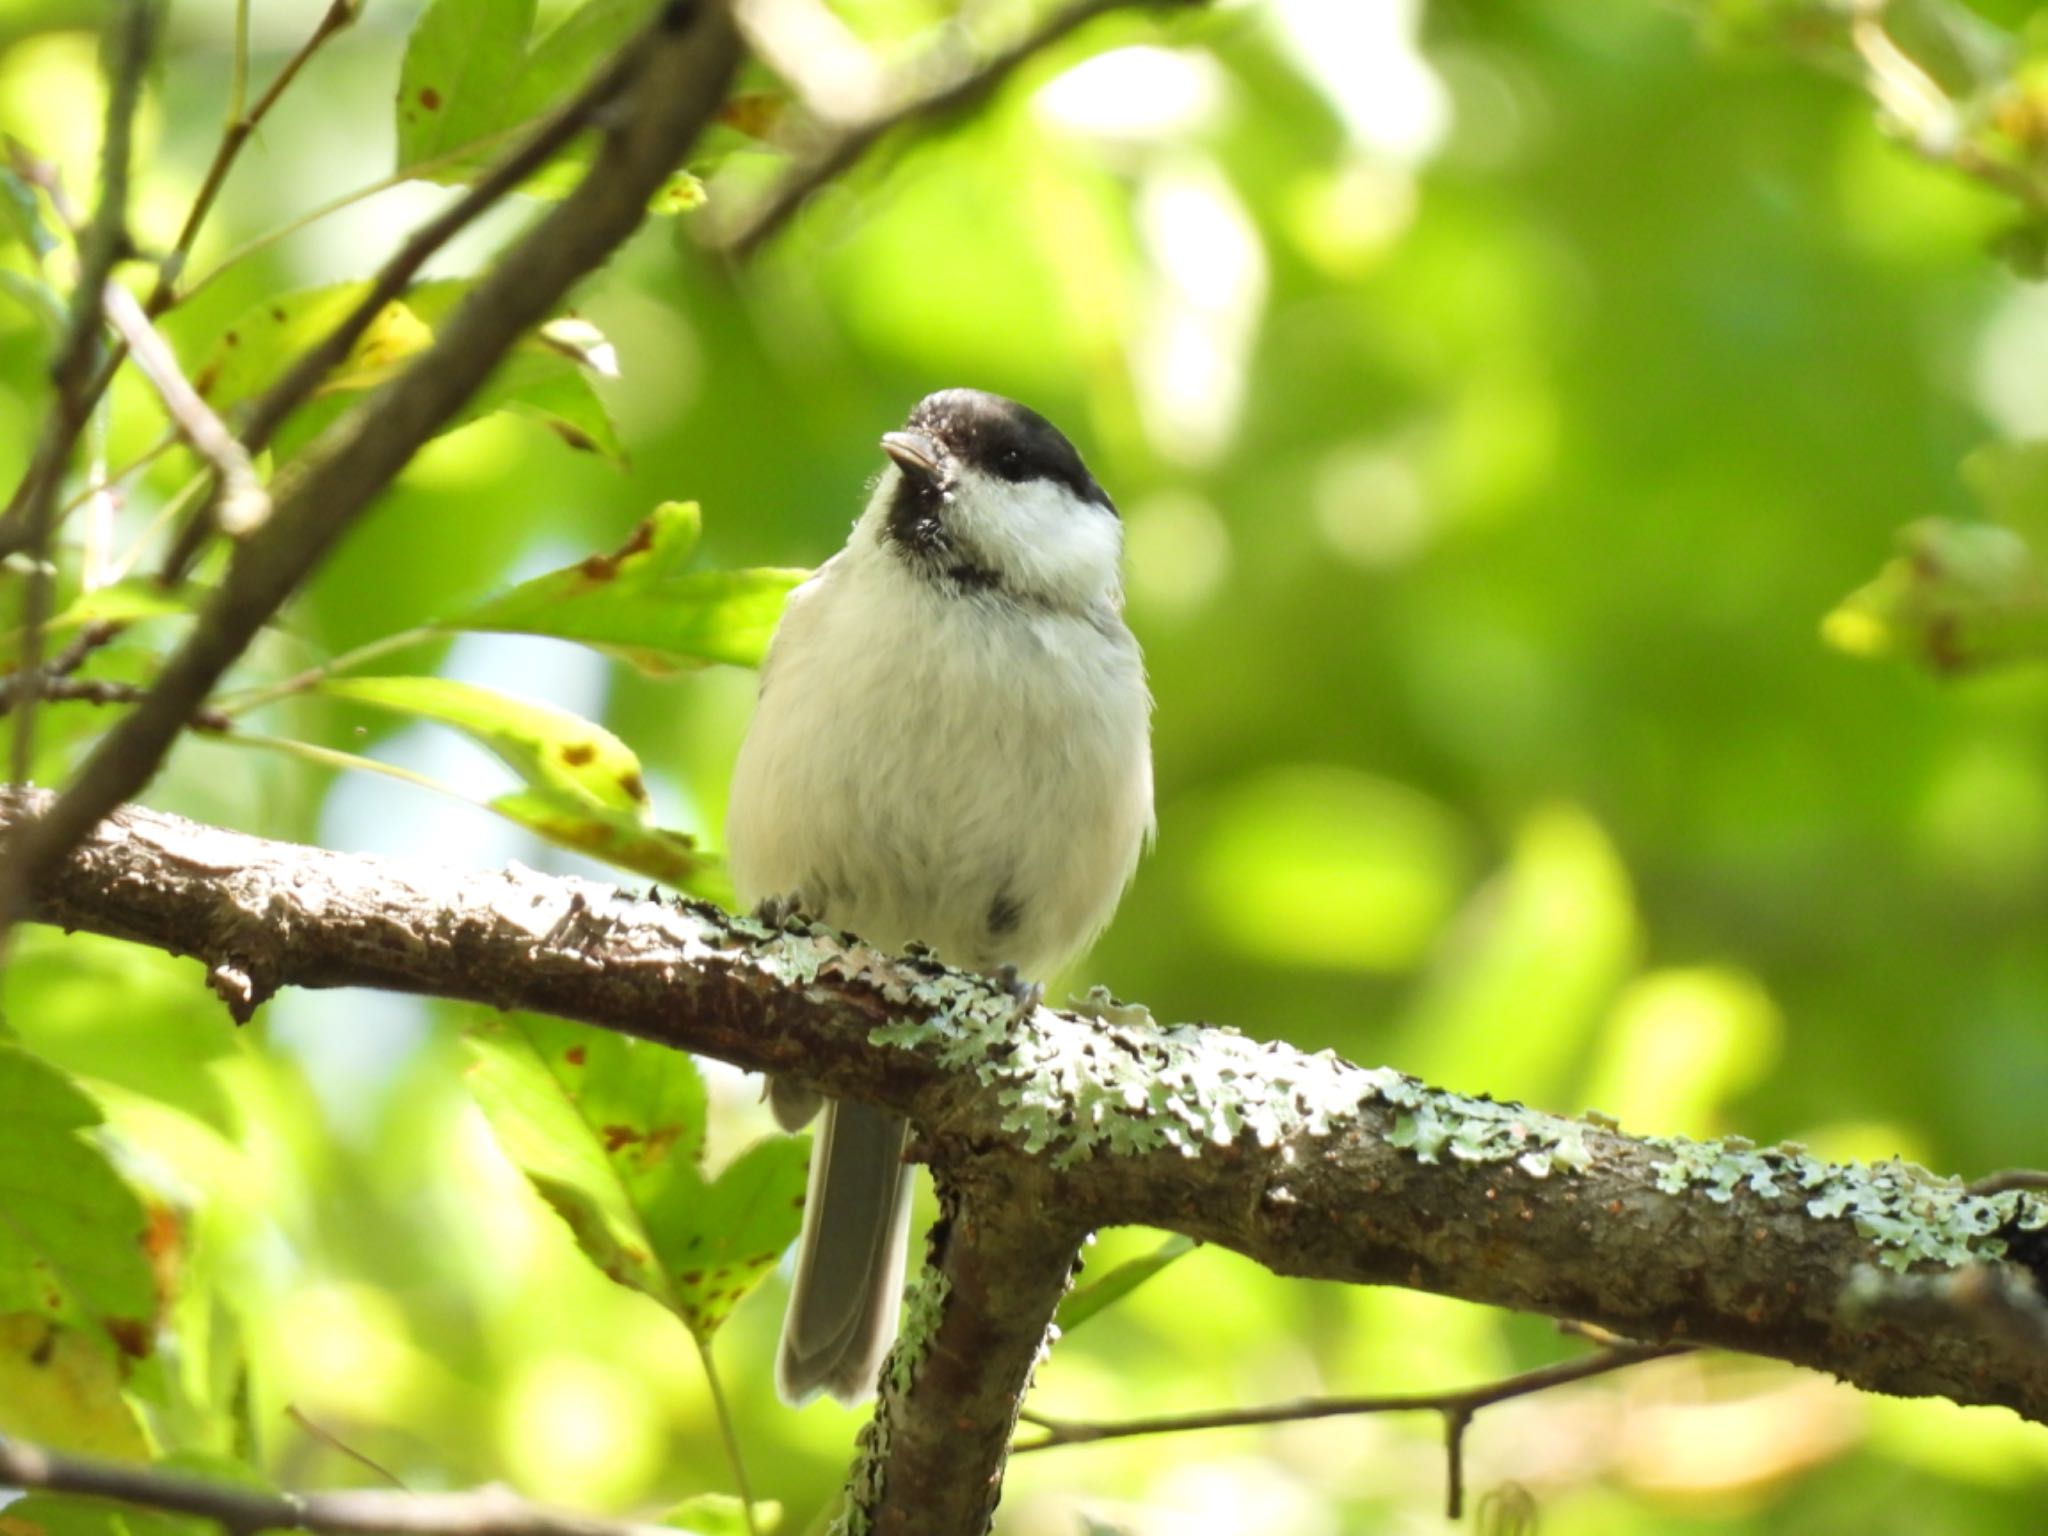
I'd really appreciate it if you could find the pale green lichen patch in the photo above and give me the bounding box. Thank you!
[835,942,2048,1275]
[1649,1137,2048,1271]
[857,960,1594,1177]
[886,1267,951,1398]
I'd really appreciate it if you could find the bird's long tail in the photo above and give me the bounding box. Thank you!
[776,1099,912,1404]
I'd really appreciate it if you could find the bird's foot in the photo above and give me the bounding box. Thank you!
[992,963,1044,1015]
[753,890,813,929]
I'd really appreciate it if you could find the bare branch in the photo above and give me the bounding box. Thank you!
[710,0,1202,261]
[0,1433,690,1536]
[0,1,743,935]
[1017,1342,1687,1519]
[8,787,2048,1530]
[153,0,360,308]
[99,280,269,535]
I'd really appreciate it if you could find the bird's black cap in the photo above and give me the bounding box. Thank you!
[892,389,1114,515]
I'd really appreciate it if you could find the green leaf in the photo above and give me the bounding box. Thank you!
[392,0,698,213]
[463,1018,681,1299]
[395,0,538,174]
[315,676,700,882]
[187,281,622,462]
[0,1045,155,1343]
[1823,518,2048,673]
[651,1133,811,1337]
[1054,1234,1196,1334]
[0,1316,149,1461]
[444,501,809,671]
[463,1018,808,1338]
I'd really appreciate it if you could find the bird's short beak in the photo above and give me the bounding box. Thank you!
[881,429,943,484]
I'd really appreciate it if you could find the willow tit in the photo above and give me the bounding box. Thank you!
[726,388,1154,1405]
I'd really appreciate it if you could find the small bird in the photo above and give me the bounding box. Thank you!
[726,388,1154,1405]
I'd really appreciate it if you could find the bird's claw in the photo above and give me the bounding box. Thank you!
[754,890,812,929]
[993,963,1044,1014]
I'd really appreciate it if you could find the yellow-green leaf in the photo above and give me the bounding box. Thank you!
[444,501,808,671]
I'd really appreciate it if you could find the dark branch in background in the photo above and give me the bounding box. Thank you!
[153,5,675,581]
[1017,1339,1688,1520]
[0,2,745,939]
[3,0,156,783]
[9,787,2048,1536]
[712,0,1202,260]
[0,1434,682,1536]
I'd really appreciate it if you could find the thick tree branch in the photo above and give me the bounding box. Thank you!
[7,787,2048,1533]
[0,2,743,934]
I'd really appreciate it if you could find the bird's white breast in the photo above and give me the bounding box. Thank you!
[727,540,1153,980]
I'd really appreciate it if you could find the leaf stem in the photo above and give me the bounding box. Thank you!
[175,123,531,307]
[691,1331,761,1536]
[212,626,442,717]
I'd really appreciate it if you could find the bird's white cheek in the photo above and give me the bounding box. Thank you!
[954,477,1124,602]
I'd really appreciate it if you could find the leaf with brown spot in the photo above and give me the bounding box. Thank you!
[315,676,696,884]
[447,501,808,673]
[464,1017,806,1340]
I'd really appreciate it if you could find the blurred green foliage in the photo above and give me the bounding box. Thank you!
[7,0,2048,1531]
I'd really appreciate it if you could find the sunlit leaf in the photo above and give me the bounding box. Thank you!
[395,0,538,174]
[0,1316,149,1461]
[444,501,808,671]
[650,1133,810,1338]
[392,0,696,214]
[316,675,700,882]
[0,1046,155,1342]
[186,281,623,461]
[1055,1234,1196,1334]
[463,1017,678,1300]
[1822,518,2048,672]
[464,1018,807,1338]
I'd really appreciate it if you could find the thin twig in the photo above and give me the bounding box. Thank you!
[0,3,742,935]
[176,123,533,307]
[155,10,659,583]
[0,675,230,732]
[43,620,123,680]
[1015,1344,1687,1518]
[285,1406,411,1492]
[151,0,359,310]
[0,1432,687,1536]
[3,0,156,789]
[100,280,270,535]
[710,0,1202,260]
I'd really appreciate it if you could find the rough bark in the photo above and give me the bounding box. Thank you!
[7,788,2048,1534]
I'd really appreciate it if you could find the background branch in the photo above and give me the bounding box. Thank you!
[7,787,2047,1531]
[1017,1340,1688,1519]
[0,1433,688,1536]
[712,0,1200,260]
[0,2,744,937]
[2,0,156,779]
